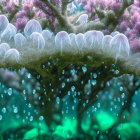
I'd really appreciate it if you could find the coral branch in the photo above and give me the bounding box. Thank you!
[40,0,74,32]
[75,19,105,33]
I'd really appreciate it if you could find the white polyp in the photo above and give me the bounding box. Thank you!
[69,33,77,47]
[111,31,120,37]
[14,33,27,47]
[75,33,85,50]
[4,49,20,63]
[0,43,10,57]
[84,30,104,49]
[76,14,88,24]
[24,19,42,37]
[84,31,93,48]
[68,33,79,54]
[42,30,54,41]
[110,33,130,60]
[0,15,9,34]
[55,31,70,55]
[30,32,45,52]
[1,23,17,40]
[102,35,113,51]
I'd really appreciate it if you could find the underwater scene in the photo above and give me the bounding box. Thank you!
[0,0,140,139]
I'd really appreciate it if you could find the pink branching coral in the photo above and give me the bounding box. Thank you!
[82,0,140,52]
[0,0,60,31]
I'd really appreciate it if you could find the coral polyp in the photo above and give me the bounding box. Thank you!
[24,19,42,37]
[0,15,9,34]
[110,33,130,60]
[4,49,20,63]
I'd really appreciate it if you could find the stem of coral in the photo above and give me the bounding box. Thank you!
[41,0,74,33]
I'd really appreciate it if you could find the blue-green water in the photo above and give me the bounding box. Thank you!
[0,67,140,140]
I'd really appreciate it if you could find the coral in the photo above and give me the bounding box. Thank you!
[82,0,140,52]
[0,0,140,139]
[0,15,138,75]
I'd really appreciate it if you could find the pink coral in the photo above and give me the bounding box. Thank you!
[130,39,140,53]
[82,0,140,52]
[15,17,29,31]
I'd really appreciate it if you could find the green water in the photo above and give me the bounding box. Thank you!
[0,69,140,140]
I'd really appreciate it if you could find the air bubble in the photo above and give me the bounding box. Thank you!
[71,86,75,92]
[110,33,130,60]
[55,31,70,55]
[93,73,97,78]
[0,115,2,120]
[84,30,104,49]
[2,107,6,113]
[76,14,88,24]
[102,35,112,51]
[75,33,85,50]
[39,116,44,121]
[42,30,54,41]
[91,80,96,86]
[0,43,10,57]
[132,102,136,108]
[56,97,60,104]
[62,82,65,88]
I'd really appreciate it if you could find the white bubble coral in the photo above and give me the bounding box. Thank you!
[1,23,17,41]
[69,33,77,47]
[42,30,54,47]
[0,15,9,34]
[4,49,20,63]
[30,32,45,52]
[0,43,10,57]
[55,31,70,55]
[14,33,27,47]
[84,30,104,51]
[24,19,42,37]
[110,33,130,60]
[76,14,88,24]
